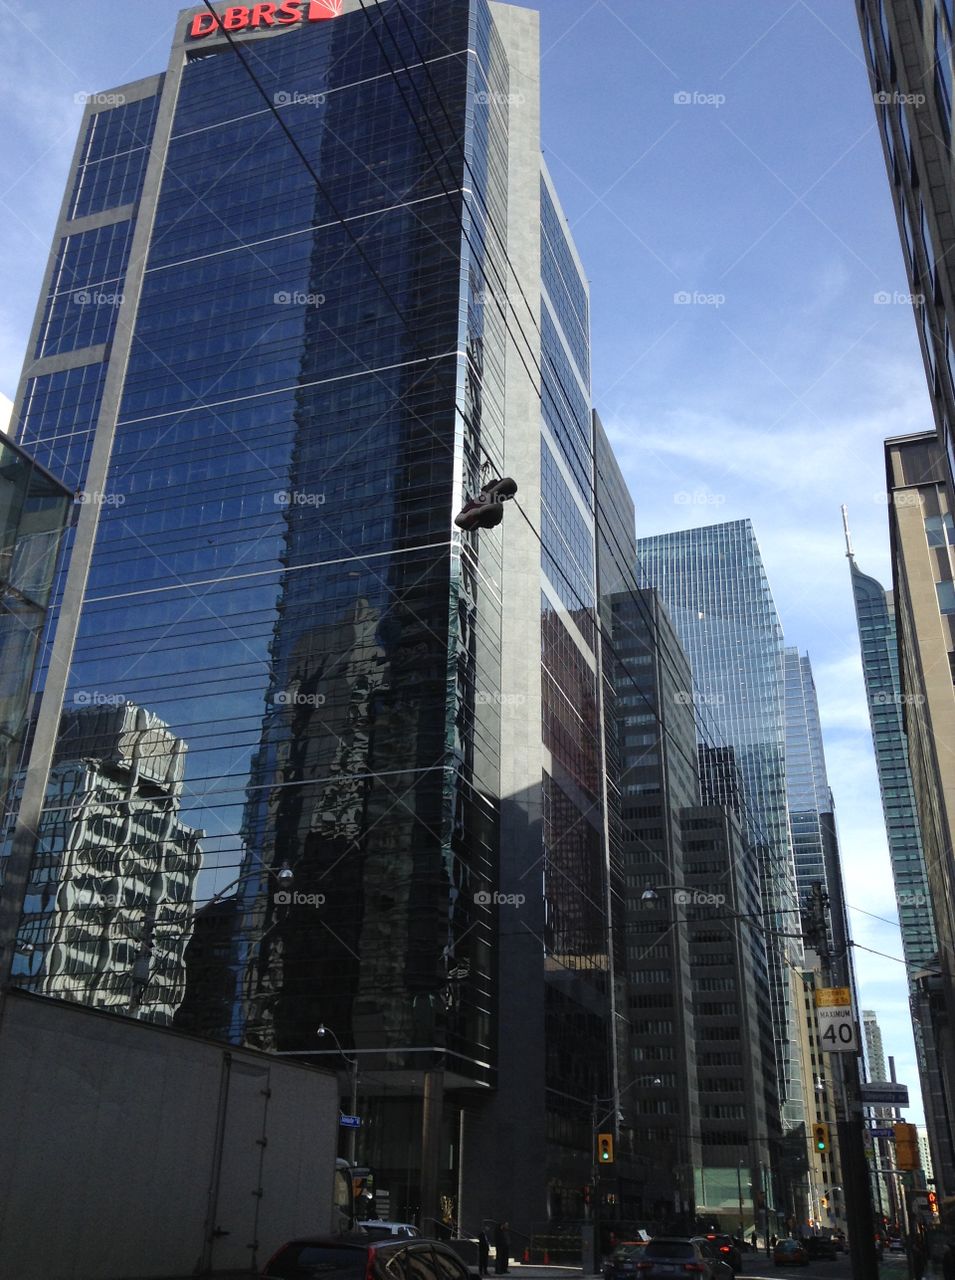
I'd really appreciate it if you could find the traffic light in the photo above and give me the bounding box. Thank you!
[820,1197,829,1209]
[928,1191,939,1217]
[454,476,518,531]
[812,1122,829,1153]
[597,1133,615,1164]
[895,1123,920,1171]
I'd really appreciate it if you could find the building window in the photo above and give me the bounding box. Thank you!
[936,580,955,615]
[925,513,955,547]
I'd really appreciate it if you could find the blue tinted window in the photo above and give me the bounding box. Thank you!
[34,221,135,358]
[69,96,160,219]
[541,179,590,383]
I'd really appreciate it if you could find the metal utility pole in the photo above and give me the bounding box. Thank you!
[317,1024,359,1165]
[808,879,879,1280]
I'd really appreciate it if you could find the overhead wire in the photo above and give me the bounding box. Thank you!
[30,1,860,1007]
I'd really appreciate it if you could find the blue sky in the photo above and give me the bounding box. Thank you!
[0,1,933,1119]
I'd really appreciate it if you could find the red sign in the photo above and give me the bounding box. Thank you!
[189,0,343,39]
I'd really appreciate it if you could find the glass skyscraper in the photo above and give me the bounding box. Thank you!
[636,521,807,1169]
[846,519,955,1194]
[2,0,622,1238]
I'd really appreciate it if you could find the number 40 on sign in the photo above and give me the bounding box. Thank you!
[814,988,859,1054]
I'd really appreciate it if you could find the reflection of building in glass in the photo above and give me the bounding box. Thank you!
[0,438,71,810]
[636,520,807,1208]
[9,703,202,1023]
[885,432,955,1196]
[7,0,625,1232]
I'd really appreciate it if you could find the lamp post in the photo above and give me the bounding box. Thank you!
[318,1022,359,1164]
[737,1161,745,1239]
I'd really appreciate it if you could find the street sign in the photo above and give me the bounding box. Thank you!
[860,1083,910,1107]
[814,987,858,1053]
[870,1127,896,1139]
[340,1114,362,1128]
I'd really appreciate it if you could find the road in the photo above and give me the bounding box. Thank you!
[561,1251,913,1280]
[732,1252,909,1279]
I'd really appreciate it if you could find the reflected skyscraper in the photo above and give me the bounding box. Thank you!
[8,703,201,1023]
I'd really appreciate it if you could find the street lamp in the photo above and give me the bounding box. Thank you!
[318,1023,360,1165]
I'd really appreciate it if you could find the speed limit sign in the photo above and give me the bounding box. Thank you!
[815,988,859,1054]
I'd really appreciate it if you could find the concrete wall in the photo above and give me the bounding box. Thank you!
[0,991,340,1279]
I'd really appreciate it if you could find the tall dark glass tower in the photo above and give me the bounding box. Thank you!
[4,0,622,1237]
[845,510,955,1195]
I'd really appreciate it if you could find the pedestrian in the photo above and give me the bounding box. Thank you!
[494,1222,510,1275]
[750,1231,757,1251]
[911,1235,926,1280]
[478,1229,490,1278]
[769,1234,777,1250]
[943,1236,955,1280]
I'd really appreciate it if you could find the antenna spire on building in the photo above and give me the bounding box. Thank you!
[841,504,855,563]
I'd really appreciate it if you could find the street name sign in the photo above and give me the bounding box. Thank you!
[814,987,858,1054]
[860,1083,910,1107]
[340,1114,362,1128]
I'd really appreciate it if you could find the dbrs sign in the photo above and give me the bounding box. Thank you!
[190,0,343,39]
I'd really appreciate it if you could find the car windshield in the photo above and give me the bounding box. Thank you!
[778,1241,799,1251]
[265,1245,369,1279]
[645,1242,694,1260]
[612,1246,643,1259]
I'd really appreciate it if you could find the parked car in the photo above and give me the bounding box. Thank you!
[831,1232,846,1254]
[804,1236,837,1261]
[701,1232,741,1272]
[635,1237,723,1278]
[359,1221,422,1240]
[773,1239,809,1267]
[604,1242,648,1280]
[889,1237,906,1253]
[262,1236,470,1280]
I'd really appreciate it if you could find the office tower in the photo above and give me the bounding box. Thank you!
[885,431,955,1200]
[636,522,807,1164]
[610,588,701,1224]
[862,1009,897,1223]
[864,1010,888,1084]
[0,439,71,810]
[681,791,776,1233]
[4,0,621,1232]
[784,649,835,911]
[918,1126,936,1184]
[796,961,846,1236]
[6,703,202,1022]
[845,512,955,1194]
[594,412,636,1224]
[856,0,955,486]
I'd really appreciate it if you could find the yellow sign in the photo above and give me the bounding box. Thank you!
[815,987,851,1008]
